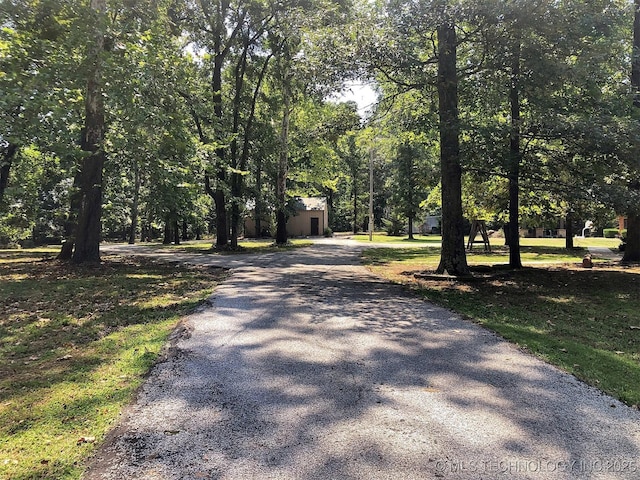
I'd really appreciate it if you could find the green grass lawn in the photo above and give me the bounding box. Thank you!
[0,251,228,479]
[350,233,444,244]
[363,246,640,407]
[362,245,593,267]
[350,232,621,250]
[136,237,313,253]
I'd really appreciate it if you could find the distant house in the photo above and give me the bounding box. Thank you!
[420,214,441,234]
[286,197,328,237]
[243,197,328,238]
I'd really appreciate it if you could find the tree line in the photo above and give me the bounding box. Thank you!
[2,0,640,273]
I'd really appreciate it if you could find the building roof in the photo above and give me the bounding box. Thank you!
[293,197,326,211]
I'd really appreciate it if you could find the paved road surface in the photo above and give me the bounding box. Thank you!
[84,240,640,479]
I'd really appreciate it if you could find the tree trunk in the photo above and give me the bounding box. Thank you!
[275,76,291,245]
[633,0,640,109]
[327,188,334,230]
[255,155,263,237]
[173,219,180,245]
[71,0,107,264]
[623,213,640,262]
[565,212,574,249]
[163,219,172,244]
[408,215,414,240]
[0,143,18,204]
[211,45,228,247]
[230,204,240,247]
[128,160,140,244]
[59,170,82,260]
[507,39,523,269]
[352,180,358,234]
[624,1,640,262]
[229,48,247,249]
[435,23,469,276]
[182,219,188,241]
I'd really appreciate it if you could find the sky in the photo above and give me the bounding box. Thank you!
[329,80,379,119]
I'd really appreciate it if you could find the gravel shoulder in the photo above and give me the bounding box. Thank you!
[85,241,640,479]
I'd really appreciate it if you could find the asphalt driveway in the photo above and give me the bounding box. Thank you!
[84,240,640,479]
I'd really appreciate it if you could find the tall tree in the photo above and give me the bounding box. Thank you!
[67,0,107,263]
[360,1,474,274]
[435,22,469,275]
[624,0,640,262]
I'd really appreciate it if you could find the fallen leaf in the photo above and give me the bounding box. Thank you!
[630,325,640,330]
[77,436,96,445]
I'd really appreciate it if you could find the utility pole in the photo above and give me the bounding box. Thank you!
[369,149,374,241]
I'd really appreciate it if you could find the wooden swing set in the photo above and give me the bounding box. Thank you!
[467,219,491,252]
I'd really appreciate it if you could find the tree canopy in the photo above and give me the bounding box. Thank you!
[1,0,639,268]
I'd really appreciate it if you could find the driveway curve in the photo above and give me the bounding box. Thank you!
[85,240,640,479]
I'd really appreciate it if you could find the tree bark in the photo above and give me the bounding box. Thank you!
[182,219,188,241]
[59,172,86,260]
[128,160,140,244]
[0,143,18,204]
[507,39,523,269]
[275,69,292,245]
[163,218,172,244]
[212,48,229,248]
[624,1,640,262]
[173,219,180,245]
[435,23,469,276]
[565,211,574,249]
[408,215,414,240]
[255,155,263,237]
[229,42,248,249]
[623,213,640,262]
[352,179,358,234]
[72,0,107,264]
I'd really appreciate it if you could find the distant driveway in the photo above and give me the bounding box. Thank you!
[86,240,640,479]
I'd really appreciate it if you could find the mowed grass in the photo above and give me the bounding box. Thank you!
[137,237,313,253]
[350,233,444,244]
[0,250,228,479]
[352,232,622,250]
[363,246,640,407]
[362,245,591,266]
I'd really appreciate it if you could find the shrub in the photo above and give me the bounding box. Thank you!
[323,227,333,237]
[603,228,619,238]
[383,216,405,236]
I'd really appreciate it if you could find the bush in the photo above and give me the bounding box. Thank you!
[323,227,333,237]
[603,228,619,238]
[383,217,405,236]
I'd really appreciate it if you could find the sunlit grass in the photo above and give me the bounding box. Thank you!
[137,238,313,253]
[350,233,443,244]
[350,233,621,251]
[362,245,588,267]
[0,254,228,479]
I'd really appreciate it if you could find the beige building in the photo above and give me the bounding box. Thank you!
[286,197,328,237]
[244,197,328,238]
